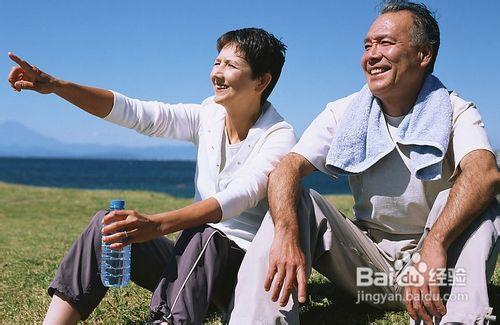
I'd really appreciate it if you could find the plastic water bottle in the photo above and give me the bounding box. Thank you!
[100,199,131,287]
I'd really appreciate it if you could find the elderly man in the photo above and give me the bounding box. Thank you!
[230,1,499,324]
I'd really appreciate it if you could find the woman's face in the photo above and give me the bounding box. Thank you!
[210,44,259,107]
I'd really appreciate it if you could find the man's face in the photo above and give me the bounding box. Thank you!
[361,11,427,101]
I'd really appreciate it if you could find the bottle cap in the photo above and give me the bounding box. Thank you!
[109,199,125,210]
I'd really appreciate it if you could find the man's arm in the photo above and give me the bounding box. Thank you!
[264,152,316,307]
[8,52,114,118]
[425,149,498,248]
[404,149,499,323]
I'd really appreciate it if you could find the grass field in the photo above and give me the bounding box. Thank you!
[0,182,498,324]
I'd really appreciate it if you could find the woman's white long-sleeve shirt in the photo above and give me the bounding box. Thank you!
[104,92,296,250]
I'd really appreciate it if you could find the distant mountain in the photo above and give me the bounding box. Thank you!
[0,121,196,160]
[1,121,498,163]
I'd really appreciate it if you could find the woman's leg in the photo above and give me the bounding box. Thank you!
[150,225,245,324]
[45,210,175,323]
[43,294,81,325]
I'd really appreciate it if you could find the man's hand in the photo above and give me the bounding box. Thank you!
[403,150,498,323]
[264,229,307,307]
[403,237,447,324]
[7,52,59,94]
[264,153,316,307]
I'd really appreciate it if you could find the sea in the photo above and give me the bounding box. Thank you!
[0,157,352,198]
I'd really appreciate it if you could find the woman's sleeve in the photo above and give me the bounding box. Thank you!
[211,126,297,221]
[103,91,202,143]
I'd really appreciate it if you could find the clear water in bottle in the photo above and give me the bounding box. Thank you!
[100,199,131,287]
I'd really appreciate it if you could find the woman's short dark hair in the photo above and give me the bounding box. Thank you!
[217,28,287,106]
[380,0,440,73]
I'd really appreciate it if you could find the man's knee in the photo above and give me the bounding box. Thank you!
[463,199,499,245]
[447,202,499,270]
[425,189,451,229]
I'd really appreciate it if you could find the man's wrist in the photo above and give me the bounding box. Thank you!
[274,221,300,242]
[423,231,449,251]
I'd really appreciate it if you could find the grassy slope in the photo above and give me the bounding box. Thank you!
[0,182,497,324]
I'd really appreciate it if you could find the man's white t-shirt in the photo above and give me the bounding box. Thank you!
[292,91,494,237]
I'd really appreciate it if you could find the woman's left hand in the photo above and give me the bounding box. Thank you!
[101,210,162,250]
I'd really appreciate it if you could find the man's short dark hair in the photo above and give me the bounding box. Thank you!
[217,28,287,106]
[380,0,440,73]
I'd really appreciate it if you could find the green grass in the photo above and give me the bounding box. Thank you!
[0,182,497,324]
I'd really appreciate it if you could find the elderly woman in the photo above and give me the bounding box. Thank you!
[8,28,295,324]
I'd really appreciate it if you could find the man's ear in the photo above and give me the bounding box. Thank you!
[419,43,433,69]
[255,73,272,94]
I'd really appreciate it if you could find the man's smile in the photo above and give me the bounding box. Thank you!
[369,66,390,76]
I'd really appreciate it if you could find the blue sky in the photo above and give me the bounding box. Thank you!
[1,0,499,149]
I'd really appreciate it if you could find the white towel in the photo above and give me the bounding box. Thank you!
[325,74,453,181]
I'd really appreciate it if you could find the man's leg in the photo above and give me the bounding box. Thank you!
[150,225,245,324]
[418,190,499,324]
[307,190,400,308]
[229,210,296,325]
[46,210,175,321]
[229,189,397,325]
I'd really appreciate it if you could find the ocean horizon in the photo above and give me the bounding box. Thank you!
[0,157,352,198]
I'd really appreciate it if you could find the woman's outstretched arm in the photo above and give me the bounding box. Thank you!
[7,52,114,118]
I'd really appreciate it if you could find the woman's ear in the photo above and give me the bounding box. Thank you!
[255,73,272,94]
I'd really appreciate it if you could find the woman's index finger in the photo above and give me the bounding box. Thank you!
[8,52,34,71]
